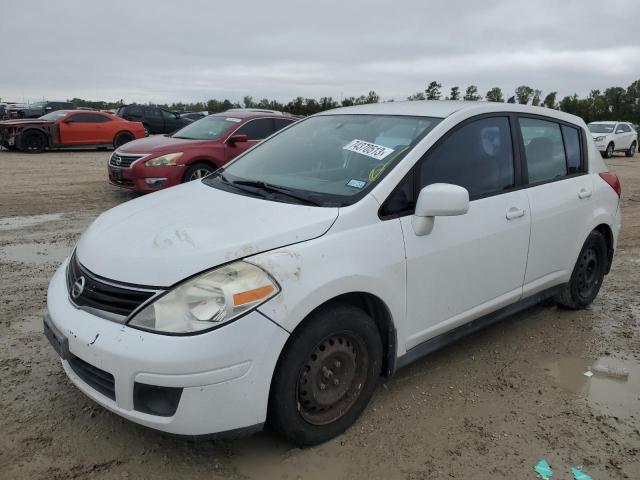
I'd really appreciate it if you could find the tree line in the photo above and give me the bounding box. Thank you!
[65,78,640,123]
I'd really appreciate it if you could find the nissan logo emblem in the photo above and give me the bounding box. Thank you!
[71,276,85,299]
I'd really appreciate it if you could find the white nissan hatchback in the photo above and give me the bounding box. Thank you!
[45,101,621,445]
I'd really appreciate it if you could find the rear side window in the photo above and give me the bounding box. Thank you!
[235,118,274,140]
[146,107,162,119]
[418,116,515,198]
[519,118,567,183]
[67,113,111,123]
[561,125,582,173]
[126,106,144,117]
[274,118,294,131]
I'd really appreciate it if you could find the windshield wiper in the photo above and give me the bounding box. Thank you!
[231,180,323,207]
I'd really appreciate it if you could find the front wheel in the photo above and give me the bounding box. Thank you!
[603,143,614,158]
[268,304,382,446]
[554,230,607,309]
[625,141,636,157]
[20,130,47,153]
[183,162,216,182]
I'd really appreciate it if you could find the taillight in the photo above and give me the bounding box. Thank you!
[599,172,621,197]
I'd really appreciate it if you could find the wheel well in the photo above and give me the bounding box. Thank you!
[114,130,133,139]
[182,160,220,180]
[594,223,614,274]
[295,292,397,377]
[20,128,49,147]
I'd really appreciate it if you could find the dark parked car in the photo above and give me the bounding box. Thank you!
[116,105,191,135]
[20,101,75,118]
[178,112,207,121]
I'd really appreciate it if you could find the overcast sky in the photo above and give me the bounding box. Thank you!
[3,0,640,105]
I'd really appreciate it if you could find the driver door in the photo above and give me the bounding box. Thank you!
[398,115,531,351]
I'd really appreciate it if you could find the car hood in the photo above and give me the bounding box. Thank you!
[590,132,612,138]
[75,181,339,286]
[0,119,52,126]
[116,134,218,154]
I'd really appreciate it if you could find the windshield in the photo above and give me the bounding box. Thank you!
[39,110,69,121]
[172,116,240,140]
[588,123,615,134]
[205,114,441,206]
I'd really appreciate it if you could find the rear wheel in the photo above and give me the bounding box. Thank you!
[113,132,134,149]
[554,230,607,309]
[20,130,47,153]
[183,162,216,182]
[268,304,382,446]
[625,141,636,157]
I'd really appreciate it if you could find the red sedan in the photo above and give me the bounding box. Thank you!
[0,110,145,153]
[108,110,297,192]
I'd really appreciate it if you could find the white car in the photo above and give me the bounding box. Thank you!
[45,101,621,445]
[588,121,637,158]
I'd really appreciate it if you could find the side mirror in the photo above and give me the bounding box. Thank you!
[227,134,248,145]
[412,183,469,236]
[615,129,624,134]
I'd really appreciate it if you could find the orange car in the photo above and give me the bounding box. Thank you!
[0,110,146,153]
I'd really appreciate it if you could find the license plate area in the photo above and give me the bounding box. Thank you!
[44,314,70,360]
[109,167,122,181]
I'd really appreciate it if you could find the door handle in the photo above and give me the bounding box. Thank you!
[578,188,592,199]
[506,207,526,220]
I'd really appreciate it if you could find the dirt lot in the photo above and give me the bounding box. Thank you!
[0,148,638,479]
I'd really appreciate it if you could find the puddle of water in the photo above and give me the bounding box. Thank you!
[0,213,63,231]
[544,356,640,418]
[0,243,71,266]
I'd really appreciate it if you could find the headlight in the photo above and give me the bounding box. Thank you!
[128,261,279,334]
[145,152,183,166]
[595,136,606,142]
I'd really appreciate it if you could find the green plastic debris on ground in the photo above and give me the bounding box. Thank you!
[571,467,592,480]
[534,459,554,479]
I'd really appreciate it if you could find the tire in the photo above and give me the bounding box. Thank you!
[183,162,216,182]
[268,303,383,446]
[554,230,607,309]
[625,141,636,158]
[113,132,134,149]
[20,130,47,153]
[603,143,614,158]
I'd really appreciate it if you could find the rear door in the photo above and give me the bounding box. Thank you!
[516,116,594,295]
[145,107,164,134]
[617,123,634,150]
[225,118,274,161]
[398,115,531,349]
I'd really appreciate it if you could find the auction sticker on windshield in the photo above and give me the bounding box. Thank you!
[343,139,394,161]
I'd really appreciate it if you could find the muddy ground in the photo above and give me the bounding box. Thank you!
[0,148,638,480]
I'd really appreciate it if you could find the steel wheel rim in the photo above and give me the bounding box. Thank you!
[576,247,599,298]
[189,168,211,180]
[296,331,369,426]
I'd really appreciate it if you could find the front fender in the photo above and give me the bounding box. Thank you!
[250,210,408,355]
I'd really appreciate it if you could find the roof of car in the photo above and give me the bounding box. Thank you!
[210,110,296,119]
[316,100,584,124]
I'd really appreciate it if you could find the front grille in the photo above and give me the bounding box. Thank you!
[109,152,143,168]
[67,253,157,318]
[68,354,116,400]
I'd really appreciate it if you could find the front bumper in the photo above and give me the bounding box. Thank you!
[46,261,289,435]
[108,164,185,192]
